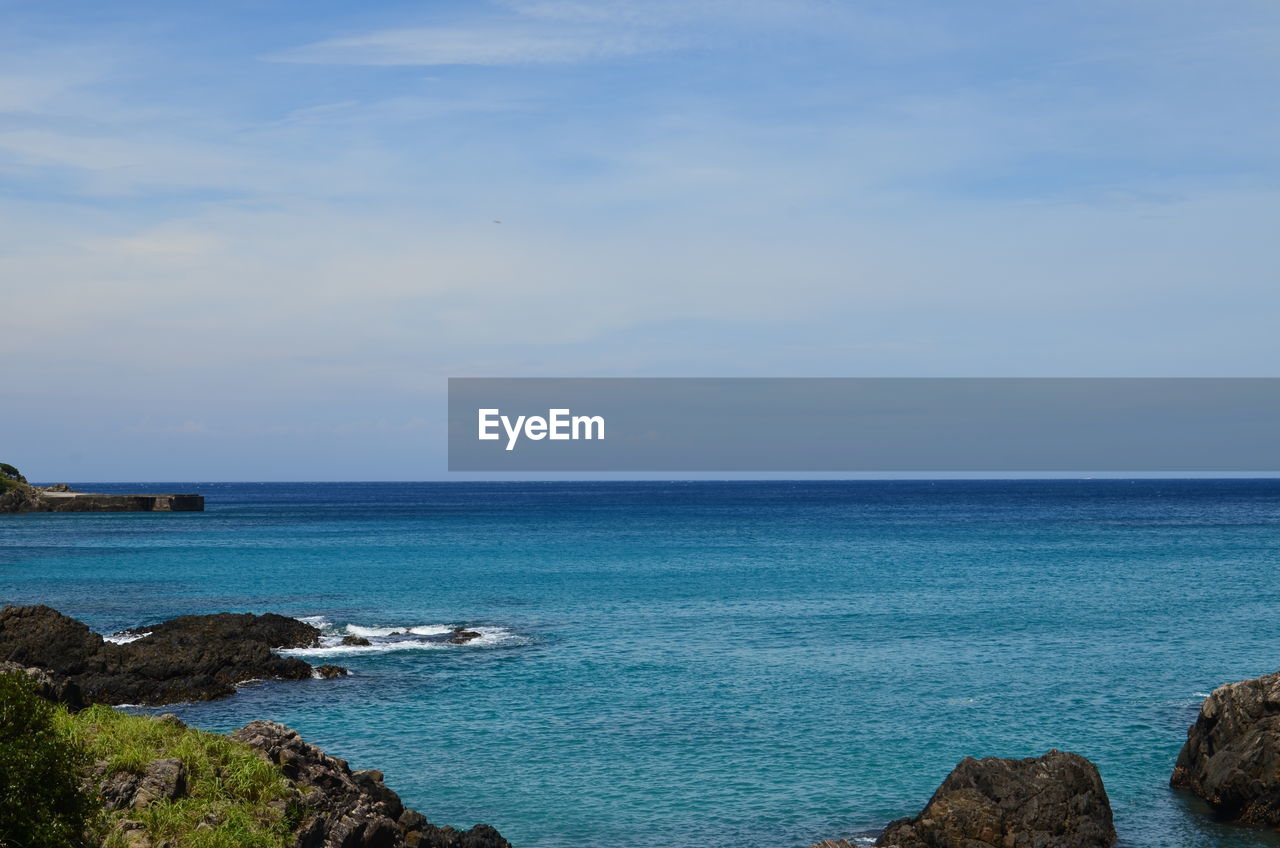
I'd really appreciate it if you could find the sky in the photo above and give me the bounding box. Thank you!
[3,0,1279,480]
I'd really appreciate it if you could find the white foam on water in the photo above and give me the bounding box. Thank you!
[285,639,451,657]
[408,625,452,636]
[295,615,333,630]
[345,624,409,637]
[1192,691,1211,698]
[278,623,526,657]
[104,631,149,644]
[468,627,519,647]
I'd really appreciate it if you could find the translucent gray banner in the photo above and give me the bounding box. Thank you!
[447,378,1280,472]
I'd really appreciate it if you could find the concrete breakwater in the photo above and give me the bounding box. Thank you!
[35,491,204,512]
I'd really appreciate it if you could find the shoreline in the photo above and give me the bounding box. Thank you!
[5,603,1277,848]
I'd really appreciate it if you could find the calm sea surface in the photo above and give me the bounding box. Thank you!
[4,480,1280,848]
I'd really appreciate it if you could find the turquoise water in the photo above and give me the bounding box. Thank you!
[4,481,1280,848]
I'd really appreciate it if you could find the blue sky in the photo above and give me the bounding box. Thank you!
[3,1,1279,480]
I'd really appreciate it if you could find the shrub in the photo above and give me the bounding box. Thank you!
[0,672,96,848]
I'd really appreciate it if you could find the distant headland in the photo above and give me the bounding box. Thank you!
[0,463,203,513]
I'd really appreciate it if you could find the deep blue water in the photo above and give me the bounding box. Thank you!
[4,480,1280,848]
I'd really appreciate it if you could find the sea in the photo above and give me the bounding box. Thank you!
[3,480,1280,848]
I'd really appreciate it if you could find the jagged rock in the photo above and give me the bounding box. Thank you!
[100,758,187,809]
[0,605,333,705]
[231,721,510,848]
[342,636,373,647]
[0,660,86,710]
[1172,669,1280,825]
[135,758,187,806]
[873,750,1116,848]
[448,629,482,645]
[315,665,349,679]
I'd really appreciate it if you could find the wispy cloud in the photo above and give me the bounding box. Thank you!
[5,0,1280,477]
[266,0,942,67]
[271,23,668,67]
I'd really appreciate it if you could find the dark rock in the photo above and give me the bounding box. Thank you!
[124,611,320,649]
[447,629,482,645]
[231,721,510,848]
[100,758,187,809]
[873,749,1116,848]
[1172,670,1280,826]
[0,605,104,675]
[315,665,349,679]
[415,823,510,848]
[342,636,373,647]
[0,605,332,705]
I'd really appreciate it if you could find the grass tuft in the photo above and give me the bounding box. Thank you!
[54,706,296,848]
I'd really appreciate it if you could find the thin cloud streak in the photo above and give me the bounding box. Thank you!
[270,25,669,66]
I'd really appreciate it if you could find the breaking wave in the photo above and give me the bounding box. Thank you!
[283,618,525,657]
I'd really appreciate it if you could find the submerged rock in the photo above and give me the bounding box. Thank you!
[341,635,373,647]
[1172,669,1280,826]
[232,720,510,848]
[0,605,345,705]
[873,749,1116,848]
[314,665,348,679]
[448,629,482,645]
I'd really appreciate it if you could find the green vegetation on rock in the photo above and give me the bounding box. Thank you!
[2,672,296,848]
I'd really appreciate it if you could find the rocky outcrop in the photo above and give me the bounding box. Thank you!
[1171,670,1280,825]
[232,721,511,848]
[122,611,321,649]
[448,629,482,645]
[0,605,344,705]
[0,482,45,512]
[871,750,1116,848]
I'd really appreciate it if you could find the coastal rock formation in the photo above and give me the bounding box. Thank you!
[232,721,511,848]
[0,605,344,705]
[1171,669,1280,825]
[122,611,321,649]
[871,750,1116,848]
[342,635,374,647]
